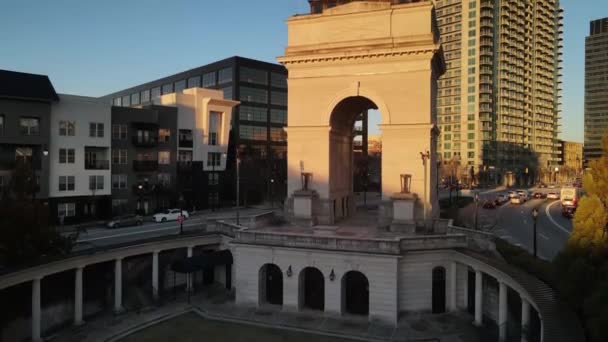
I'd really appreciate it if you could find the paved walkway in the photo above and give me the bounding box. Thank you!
[50,287,484,342]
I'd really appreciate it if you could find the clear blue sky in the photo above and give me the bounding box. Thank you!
[1,0,606,143]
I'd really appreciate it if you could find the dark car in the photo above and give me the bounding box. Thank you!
[562,206,576,219]
[107,214,144,228]
[483,200,497,209]
[533,192,546,199]
[538,183,547,188]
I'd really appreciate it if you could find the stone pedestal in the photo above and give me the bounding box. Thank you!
[389,192,417,233]
[292,190,318,226]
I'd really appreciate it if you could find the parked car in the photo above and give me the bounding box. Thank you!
[510,196,524,204]
[547,192,560,200]
[562,206,576,219]
[496,194,508,204]
[533,192,546,199]
[508,191,518,199]
[153,209,189,223]
[516,190,529,202]
[538,183,547,188]
[548,183,557,189]
[483,200,497,209]
[107,214,143,228]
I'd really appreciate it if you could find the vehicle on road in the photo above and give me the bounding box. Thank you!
[510,196,524,204]
[547,192,560,200]
[560,187,582,208]
[483,200,497,209]
[508,191,518,199]
[496,194,508,204]
[533,192,546,199]
[548,183,557,189]
[538,183,547,188]
[516,190,529,202]
[107,214,143,228]
[153,209,189,223]
[562,205,576,219]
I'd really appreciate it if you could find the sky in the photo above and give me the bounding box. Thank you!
[1,0,606,143]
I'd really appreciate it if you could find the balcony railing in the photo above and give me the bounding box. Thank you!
[131,136,158,147]
[85,160,110,170]
[133,160,158,172]
[179,139,193,148]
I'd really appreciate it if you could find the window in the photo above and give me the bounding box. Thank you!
[151,87,161,101]
[239,67,268,85]
[112,124,128,140]
[158,151,171,165]
[207,152,221,166]
[239,125,267,141]
[178,150,192,162]
[468,142,475,149]
[240,106,267,122]
[270,109,287,124]
[20,117,39,136]
[131,93,140,105]
[113,97,122,106]
[271,91,287,106]
[218,67,232,84]
[240,86,268,103]
[157,173,170,186]
[221,86,233,99]
[270,127,286,142]
[174,79,186,93]
[141,89,150,103]
[468,133,475,139]
[15,147,32,163]
[112,149,128,164]
[202,72,216,87]
[112,174,127,189]
[468,123,475,130]
[89,123,104,137]
[162,83,173,94]
[468,152,475,158]
[208,173,219,185]
[187,76,201,88]
[208,192,219,206]
[58,203,76,217]
[89,175,104,190]
[158,128,171,143]
[122,95,131,107]
[112,199,128,211]
[209,111,221,145]
[59,148,75,164]
[59,176,75,191]
[59,121,75,136]
[271,72,287,88]
[179,129,193,148]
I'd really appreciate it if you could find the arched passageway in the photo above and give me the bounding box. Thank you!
[259,264,283,305]
[299,267,324,310]
[432,266,446,314]
[329,96,383,222]
[342,271,369,315]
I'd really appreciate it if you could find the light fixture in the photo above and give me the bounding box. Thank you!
[329,269,335,282]
[138,184,143,190]
[286,266,292,277]
[42,149,49,157]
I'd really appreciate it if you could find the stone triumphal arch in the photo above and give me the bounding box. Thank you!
[278,0,445,226]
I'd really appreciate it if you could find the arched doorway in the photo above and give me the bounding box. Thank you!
[329,96,383,222]
[432,266,446,314]
[259,264,283,305]
[342,271,369,315]
[299,267,324,310]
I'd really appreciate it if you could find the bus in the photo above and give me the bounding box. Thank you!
[560,187,583,208]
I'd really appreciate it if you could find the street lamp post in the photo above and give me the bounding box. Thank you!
[554,167,559,184]
[532,208,538,258]
[474,192,480,230]
[236,153,241,226]
[179,193,184,235]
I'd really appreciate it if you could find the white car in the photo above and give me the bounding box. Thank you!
[153,209,189,223]
[516,190,528,202]
[547,192,560,200]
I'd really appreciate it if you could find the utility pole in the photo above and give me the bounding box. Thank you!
[532,208,538,258]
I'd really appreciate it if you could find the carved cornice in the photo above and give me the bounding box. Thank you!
[278,46,441,66]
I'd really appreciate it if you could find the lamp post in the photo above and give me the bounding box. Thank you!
[236,153,241,225]
[554,167,559,184]
[179,193,184,235]
[137,184,143,215]
[474,192,480,230]
[436,155,442,197]
[30,147,49,202]
[532,208,538,258]
[420,151,430,225]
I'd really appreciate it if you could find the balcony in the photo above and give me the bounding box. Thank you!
[133,160,159,172]
[85,160,110,170]
[179,139,193,148]
[132,136,158,147]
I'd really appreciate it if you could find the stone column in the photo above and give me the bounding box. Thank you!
[31,277,42,342]
[324,270,341,317]
[74,267,84,326]
[282,267,299,312]
[186,246,193,291]
[521,298,530,342]
[474,270,483,326]
[152,251,159,300]
[499,282,508,341]
[114,258,124,314]
[449,261,457,311]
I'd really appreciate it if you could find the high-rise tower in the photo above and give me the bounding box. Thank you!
[435,0,563,186]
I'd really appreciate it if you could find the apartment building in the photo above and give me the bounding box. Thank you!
[557,140,583,178]
[435,0,563,186]
[0,70,57,200]
[48,95,112,224]
[103,56,288,206]
[584,17,608,163]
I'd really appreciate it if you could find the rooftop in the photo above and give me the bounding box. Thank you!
[0,69,59,102]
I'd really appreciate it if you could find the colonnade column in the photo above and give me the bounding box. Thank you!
[498,282,507,341]
[186,246,193,291]
[521,298,530,342]
[474,269,483,326]
[114,258,124,314]
[449,261,457,311]
[74,267,84,325]
[152,251,159,300]
[31,277,42,342]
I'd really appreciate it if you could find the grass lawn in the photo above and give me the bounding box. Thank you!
[118,312,357,342]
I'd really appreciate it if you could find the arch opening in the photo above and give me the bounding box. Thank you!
[299,267,325,311]
[342,270,369,315]
[258,264,283,306]
[432,266,447,314]
[329,96,383,223]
